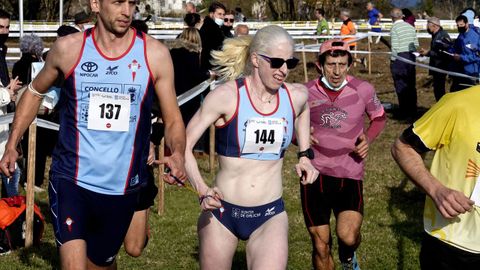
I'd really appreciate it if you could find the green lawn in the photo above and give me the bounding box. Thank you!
[0,40,438,269]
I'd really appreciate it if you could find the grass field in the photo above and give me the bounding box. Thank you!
[0,39,439,269]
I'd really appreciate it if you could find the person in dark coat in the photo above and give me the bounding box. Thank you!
[199,1,226,71]
[419,17,452,101]
[170,27,211,126]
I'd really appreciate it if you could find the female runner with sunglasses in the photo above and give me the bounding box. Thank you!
[184,25,319,269]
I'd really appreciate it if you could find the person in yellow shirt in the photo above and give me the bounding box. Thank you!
[392,86,480,269]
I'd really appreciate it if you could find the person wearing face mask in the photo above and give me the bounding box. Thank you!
[0,9,11,87]
[199,1,226,71]
[419,17,452,101]
[303,39,386,270]
[221,10,234,38]
[451,15,480,92]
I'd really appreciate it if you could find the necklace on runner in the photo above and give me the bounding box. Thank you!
[252,89,275,104]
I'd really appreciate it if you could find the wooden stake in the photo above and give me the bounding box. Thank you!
[25,122,36,248]
[157,137,165,215]
[368,35,372,75]
[302,42,308,83]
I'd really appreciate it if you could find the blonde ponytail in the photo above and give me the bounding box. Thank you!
[210,35,252,81]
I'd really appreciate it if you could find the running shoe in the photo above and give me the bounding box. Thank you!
[341,252,360,270]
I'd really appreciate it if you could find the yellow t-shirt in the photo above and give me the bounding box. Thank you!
[413,86,480,253]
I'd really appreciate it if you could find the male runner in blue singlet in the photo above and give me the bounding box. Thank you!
[0,1,186,269]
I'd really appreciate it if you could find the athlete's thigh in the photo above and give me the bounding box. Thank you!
[336,210,363,241]
[198,211,239,270]
[86,191,138,267]
[246,212,288,270]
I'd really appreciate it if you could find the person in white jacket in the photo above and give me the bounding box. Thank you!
[0,77,21,197]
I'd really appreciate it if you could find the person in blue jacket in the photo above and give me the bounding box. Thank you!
[452,15,480,91]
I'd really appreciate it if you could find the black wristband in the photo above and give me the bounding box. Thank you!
[297,148,314,159]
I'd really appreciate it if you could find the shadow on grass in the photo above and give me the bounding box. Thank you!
[18,241,59,269]
[190,245,248,269]
[388,177,424,270]
[232,250,248,270]
[36,200,52,224]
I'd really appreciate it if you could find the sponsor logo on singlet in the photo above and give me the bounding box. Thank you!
[80,61,98,77]
[105,65,119,75]
[81,82,122,99]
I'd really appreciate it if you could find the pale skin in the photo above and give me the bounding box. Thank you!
[184,39,318,270]
[309,53,367,270]
[391,137,474,219]
[210,7,225,21]
[0,0,186,269]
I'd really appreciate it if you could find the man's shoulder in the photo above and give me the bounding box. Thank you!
[53,32,84,55]
[345,76,374,94]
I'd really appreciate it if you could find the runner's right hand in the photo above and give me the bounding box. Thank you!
[0,147,19,178]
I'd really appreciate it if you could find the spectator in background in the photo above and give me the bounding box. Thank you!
[451,15,480,91]
[461,8,480,34]
[73,11,91,31]
[390,8,419,122]
[234,24,249,36]
[185,2,196,14]
[339,9,356,50]
[12,34,44,84]
[0,9,11,87]
[199,1,226,71]
[366,2,383,32]
[419,17,452,101]
[133,6,142,20]
[0,77,21,198]
[222,10,234,38]
[234,7,246,22]
[402,8,416,27]
[0,9,21,198]
[183,12,201,28]
[169,27,211,126]
[314,8,329,41]
[144,4,157,23]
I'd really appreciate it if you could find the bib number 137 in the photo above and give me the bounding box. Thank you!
[99,103,121,119]
[88,92,130,132]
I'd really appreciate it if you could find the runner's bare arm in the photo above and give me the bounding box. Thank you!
[289,83,318,185]
[184,83,236,205]
[146,37,187,181]
[0,35,81,176]
[392,137,474,219]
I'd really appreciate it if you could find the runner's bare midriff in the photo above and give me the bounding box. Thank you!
[214,155,284,206]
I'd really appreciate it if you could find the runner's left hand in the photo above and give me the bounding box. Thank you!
[295,157,319,185]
